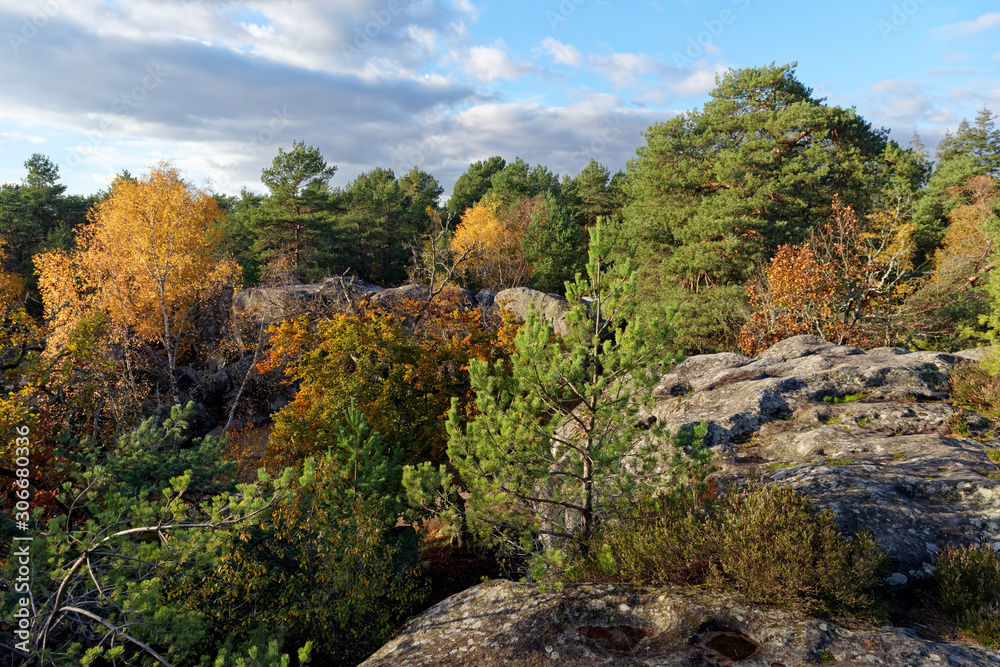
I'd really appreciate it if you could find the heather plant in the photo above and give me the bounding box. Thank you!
[573,482,889,620]
[950,361,1000,419]
[933,541,1000,648]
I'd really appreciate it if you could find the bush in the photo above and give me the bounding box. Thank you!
[950,361,1000,419]
[572,483,889,620]
[933,541,1000,648]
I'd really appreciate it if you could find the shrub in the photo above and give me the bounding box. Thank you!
[573,483,889,619]
[933,541,1000,648]
[950,361,1000,419]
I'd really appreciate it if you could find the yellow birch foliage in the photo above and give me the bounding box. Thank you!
[450,193,532,290]
[37,164,238,366]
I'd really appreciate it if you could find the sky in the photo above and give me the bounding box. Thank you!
[0,0,998,200]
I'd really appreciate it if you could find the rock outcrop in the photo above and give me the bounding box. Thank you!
[232,276,384,321]
[362,579,1000,666]
[232,278,573,331]
[649,335,1000,577]
[495,287,572,336]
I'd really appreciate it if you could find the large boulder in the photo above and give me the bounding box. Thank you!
[361,580,1000,666]
[231,276,383,321]
[648,335,1000,575]
[495,287,572,336]
[232,278,480,322]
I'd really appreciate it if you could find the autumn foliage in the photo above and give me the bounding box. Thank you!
[257,288,518,471]
[450,193,533,290]
[740,198,914,355]
[36,164,239,400]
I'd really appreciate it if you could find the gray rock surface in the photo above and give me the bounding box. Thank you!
[361,580,1000,666]
[495,287,572,336]
[475,288,497,309]
[649,335,1000,573]
[232,278,480,321]
[232,276,383,321]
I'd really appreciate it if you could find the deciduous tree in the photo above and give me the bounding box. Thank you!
[259,289,516,470]
[450,193,532,290]
[739,198,915,354]
[36,164,239,404]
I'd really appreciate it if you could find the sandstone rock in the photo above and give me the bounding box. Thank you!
[361,580,1000,666]
[369,283,441,309]
[475,288,497,309]
[231,276,383,321]
[648,335,1000,573]
[955,346,994,363]
[495,287,572,336]
[232,278,482,322]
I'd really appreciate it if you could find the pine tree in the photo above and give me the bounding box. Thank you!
[448,156,506,221]
[914,107,1000,265]
[444,222,710,575]
[619,63,893,352]
[523,192,585,294]
[254,141,338,276]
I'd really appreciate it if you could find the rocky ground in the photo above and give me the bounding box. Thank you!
[649,335,1000,582]
[361,579,1000,666]
[219,283,1000,663]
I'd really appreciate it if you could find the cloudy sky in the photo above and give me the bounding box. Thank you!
[0,0,997,200]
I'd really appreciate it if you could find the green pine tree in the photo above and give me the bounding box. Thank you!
[522,192,585,294]
[618,62,896,352]
[442,221,710,578]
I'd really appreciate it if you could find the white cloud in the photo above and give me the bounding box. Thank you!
[671,62,723,98]
[590,52,668,89]
[932,12,1000,40]
[0,0,670,198]
[462,42,532,82]
[586,51,722,103]
[452,0,478,20]
[868,79,933,118]
[539,36,582,67]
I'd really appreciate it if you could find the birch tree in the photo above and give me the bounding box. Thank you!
[36,163,238,404]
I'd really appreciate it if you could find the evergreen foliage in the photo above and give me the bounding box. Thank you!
[619,63,899,351]
[2,404,422,666]
[440,222,710,577]
[522,192,586,294]
[448,155,506,221]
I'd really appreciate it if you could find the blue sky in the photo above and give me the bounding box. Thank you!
[0,0,997,199]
